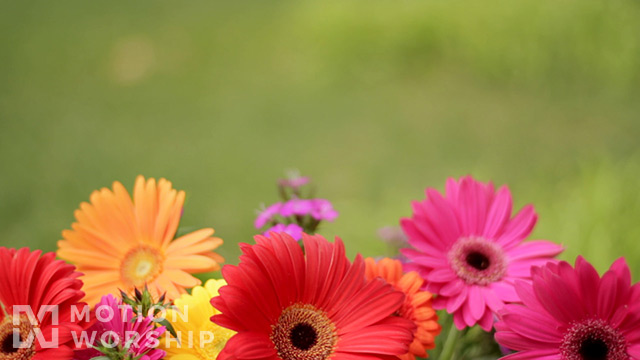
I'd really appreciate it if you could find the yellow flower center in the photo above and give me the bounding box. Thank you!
[270,304,337,360]
[0,315,36,360]
[121,245,164,287]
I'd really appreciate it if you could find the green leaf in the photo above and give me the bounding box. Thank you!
[157,318,178,338]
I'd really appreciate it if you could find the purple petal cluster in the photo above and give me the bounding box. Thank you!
[254,173,338,240]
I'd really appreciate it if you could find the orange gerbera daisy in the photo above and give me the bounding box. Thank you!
[57,175,224,305]
[365,257,441,360]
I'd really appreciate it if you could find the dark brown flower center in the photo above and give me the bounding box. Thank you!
[1,334,18,354]
[466,252,490,270]
[290,323,317,350]
[560,319,628,360]
[271,304,337,360]
[448,237,507,286]
[0,315,36,360]
[580,337,609,360]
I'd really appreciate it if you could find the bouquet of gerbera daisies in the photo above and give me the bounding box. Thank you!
[1,173,638,360]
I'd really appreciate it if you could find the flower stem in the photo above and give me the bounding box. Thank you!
[439,318,460,360]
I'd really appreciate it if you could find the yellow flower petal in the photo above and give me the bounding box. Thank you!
[164,279,235,360]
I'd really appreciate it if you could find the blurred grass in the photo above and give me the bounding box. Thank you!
[1,0,640,279]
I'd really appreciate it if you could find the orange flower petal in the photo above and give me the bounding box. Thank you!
[57,176,224,305]
[164,254,218,272]
[364,257,441,358]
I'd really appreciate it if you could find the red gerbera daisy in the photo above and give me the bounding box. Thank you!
[211,232,416,360]
[495,256,640,360]
[0,247,89,360]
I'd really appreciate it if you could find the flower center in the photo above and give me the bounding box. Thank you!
[466,252,490,270]
[290,323,317,350]
[0,315,36,360]
[448,237,507,286]
[560,319,627,360]
[271,304,337,360]
[120,245,164,287]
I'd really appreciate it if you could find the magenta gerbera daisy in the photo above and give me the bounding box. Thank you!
[73,294,166,360]
[495,256,640,360]
[400,176,563,330]
[211,232,416,360]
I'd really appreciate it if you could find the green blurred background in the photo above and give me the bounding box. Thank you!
[1,0,640,279]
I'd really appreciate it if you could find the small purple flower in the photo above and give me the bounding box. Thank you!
[280,198,313,217]
[264,223,304,240]
[310,199,338,221]
[279,176,310,189]
[279,170,310,189]
[255,202,282,228]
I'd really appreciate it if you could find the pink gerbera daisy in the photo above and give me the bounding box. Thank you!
[211,232,416,360]
[495,256,640,360]
[73,294,166,360]
[401,176,563,330]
